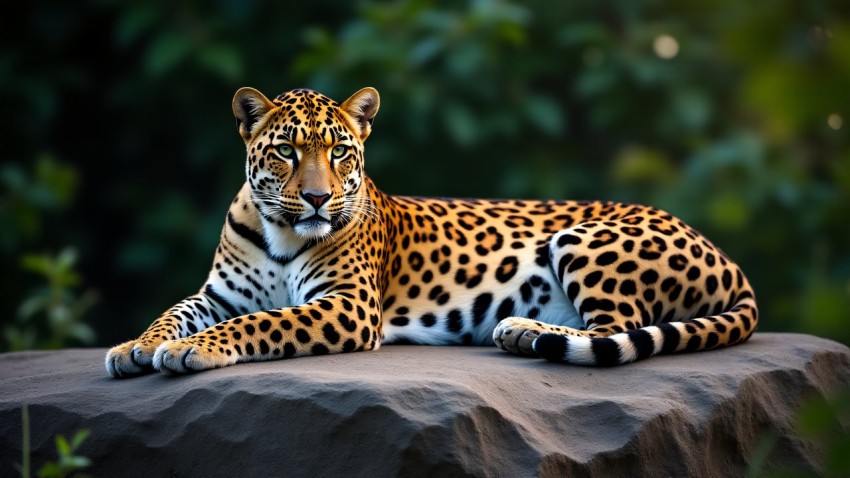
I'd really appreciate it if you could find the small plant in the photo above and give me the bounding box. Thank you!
[16,404,92,478]
[4,248,97,351]
[1,155,96,352]
[17,404,30,478]
[38,430,92,478]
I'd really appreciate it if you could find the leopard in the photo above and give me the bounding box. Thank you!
[105,86,758,377]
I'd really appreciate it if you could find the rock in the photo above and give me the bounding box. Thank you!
[0,333,847,477]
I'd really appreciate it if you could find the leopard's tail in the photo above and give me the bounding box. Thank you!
[532,290,758,366]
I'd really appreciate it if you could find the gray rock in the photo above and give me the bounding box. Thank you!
[0,333,847,477]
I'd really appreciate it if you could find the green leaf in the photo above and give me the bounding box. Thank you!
[796,396,835,437]
[66,456,91,469]
[55,248,78,272]
[408,37,443,67]
[826,433,850,476]
[55,435,70,457]
[556,23,609,47]
[144,31,191,77]
[523,95,565,136]
[442,102,478,146]
[37,462,62,478]
[34,154,78,206]
[3,325,37,351]
[115,5,158,47]
[802,284,850,340]
[612,146,676,185]
[574,68,617,98]
[198,45,243,82]
[48,304,72,328]
[17,295,51,320]
[706,192,750,231]
[70,429,90,450]
[69,323,96,344]
[20,254,52,276]
[671,88,711,131]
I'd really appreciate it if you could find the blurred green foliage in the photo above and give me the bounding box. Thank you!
[0,0,848,348]
[37,428,92,478]
[16,405,92,478]
[5,249,97,351]
[748,387,850,477]
[794,388,850,476]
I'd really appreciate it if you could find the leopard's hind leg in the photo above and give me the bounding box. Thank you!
[493,212,758,366]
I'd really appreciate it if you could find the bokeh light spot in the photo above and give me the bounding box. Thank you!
[827,113,843,130]
[653,34,679,59]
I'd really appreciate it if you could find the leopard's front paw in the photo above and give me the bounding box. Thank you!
[153,339,233,375]
[105,340,160,378]
[493,317,546,357]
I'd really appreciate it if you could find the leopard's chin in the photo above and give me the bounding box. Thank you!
[293,216,334,240]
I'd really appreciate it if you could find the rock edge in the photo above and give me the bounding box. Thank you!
[0,333,848,477]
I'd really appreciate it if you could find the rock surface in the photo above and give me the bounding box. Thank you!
[0,333,848,477]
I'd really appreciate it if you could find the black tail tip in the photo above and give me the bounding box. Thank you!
[534,333,567,363]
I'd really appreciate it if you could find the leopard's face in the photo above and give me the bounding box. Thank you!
[232,87,379,240]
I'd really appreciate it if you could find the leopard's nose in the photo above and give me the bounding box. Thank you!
[301,191,331,209]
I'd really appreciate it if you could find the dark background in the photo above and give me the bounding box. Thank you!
[2,0,849,350]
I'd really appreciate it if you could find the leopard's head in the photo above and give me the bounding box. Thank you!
[232,87,379,240]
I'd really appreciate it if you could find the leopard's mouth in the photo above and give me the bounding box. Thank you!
[295,214,330,226]
[279,211,328,227]
[292,213,346,240]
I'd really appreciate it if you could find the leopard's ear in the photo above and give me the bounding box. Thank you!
[341,87,380,141]
[232,87,276,142]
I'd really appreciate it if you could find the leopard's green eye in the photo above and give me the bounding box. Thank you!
[277,144,295,159]
[331,145,347,159]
